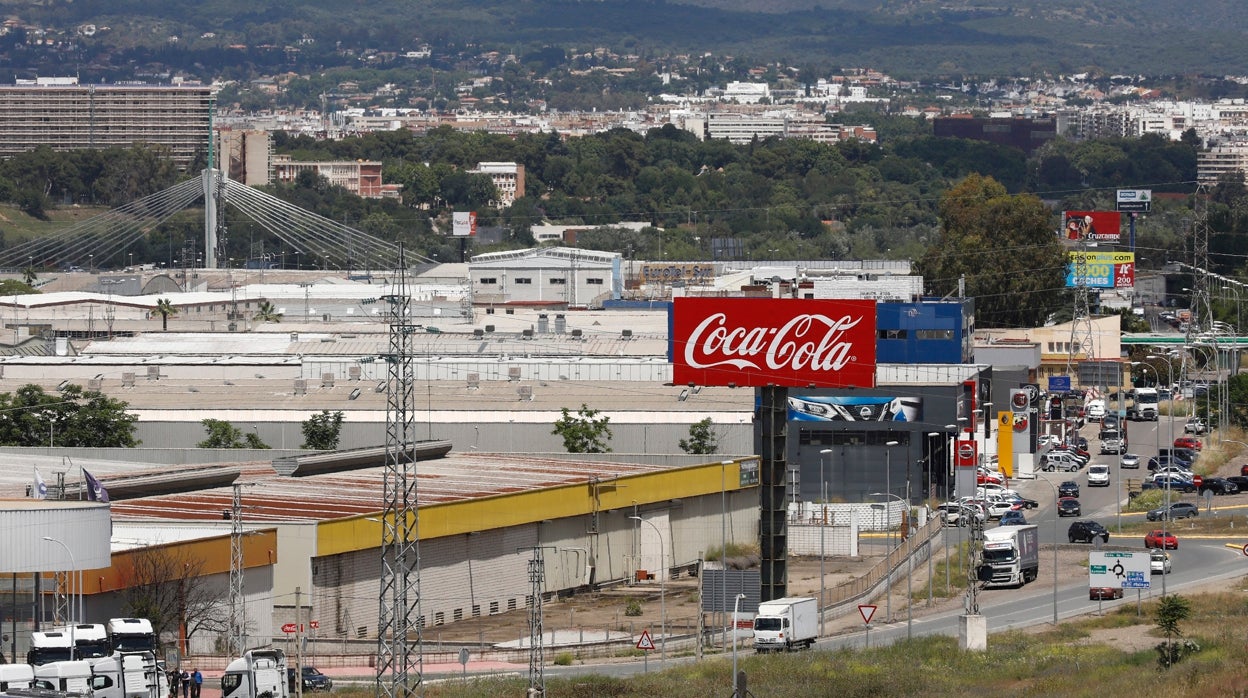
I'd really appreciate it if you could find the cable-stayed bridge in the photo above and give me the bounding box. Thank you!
[0,170,431,271]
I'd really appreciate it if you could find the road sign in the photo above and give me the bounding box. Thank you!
[309,620,320,630]
[458,648,470,666]
[1116,189,1152,212]
[858,604,877,624]
[636,630,656,651]
[1241,542,1248,557]
[1048,376,1071,392]
[1089,551,1150,589]
[281,623,298,633]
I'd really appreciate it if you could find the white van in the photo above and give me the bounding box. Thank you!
[1085,399,1106,419]
[1043,451,1082,472]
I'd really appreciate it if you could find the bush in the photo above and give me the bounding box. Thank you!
[624,599,643,617]
[553,652,575,666]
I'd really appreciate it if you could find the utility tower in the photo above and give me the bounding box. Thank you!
[228,483,246,657]
[376,248,422,698]
[1189,183,1214,336]
[525,546,553,697]
[1066,226,1095,379]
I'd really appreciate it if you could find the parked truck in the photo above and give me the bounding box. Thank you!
[106,618,158,654]
[32,660,92,695]
[0,664,34,692]
[980,524,1040,588]
[221,649,289,698]
[752,597,818,652]
[88,651,165,698]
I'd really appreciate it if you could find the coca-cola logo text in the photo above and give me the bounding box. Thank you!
[682,313,862,373]
[671,298,877,388]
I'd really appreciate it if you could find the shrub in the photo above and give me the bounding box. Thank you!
[625,599,643,617]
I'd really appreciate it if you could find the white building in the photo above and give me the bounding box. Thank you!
[469,246,621,308]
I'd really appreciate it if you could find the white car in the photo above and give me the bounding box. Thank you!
[1087,464,1110,487]
[1150,550,1172,574]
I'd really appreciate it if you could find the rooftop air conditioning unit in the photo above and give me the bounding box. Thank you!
[518,385,533,401]
[321,373,334,388]
[508,367,522,381]
[622,329,633,339]
[294,379,307,396]
[348,365,361,380]
[121,372,135,387]
[467,373,480,389]
[146,365,160,380]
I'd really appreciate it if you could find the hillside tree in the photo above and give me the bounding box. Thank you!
[552,403,612,453]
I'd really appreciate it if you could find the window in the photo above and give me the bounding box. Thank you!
[515,278,532,284]
[587,278,604,285]
[877,329,907,339]
[480,277,497,285]
[550,278,566,285]
[917,330,954,340]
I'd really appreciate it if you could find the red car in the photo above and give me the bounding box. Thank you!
[1090,587,1123,600]
[1174,437,1203,451]
[1144,529,1178,549]
[977,470,1004,486]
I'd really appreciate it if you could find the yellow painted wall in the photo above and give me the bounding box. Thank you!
[318,460,752,557]
[81,530,277,596]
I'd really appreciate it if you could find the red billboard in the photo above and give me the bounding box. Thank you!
[1064,211,1122,243]
[671,298,877,388]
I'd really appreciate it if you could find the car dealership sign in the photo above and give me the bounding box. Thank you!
[671,298,877,388]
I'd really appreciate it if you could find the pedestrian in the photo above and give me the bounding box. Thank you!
[180,670,190,698]
[191,669,202,698]
[169,669,180,698]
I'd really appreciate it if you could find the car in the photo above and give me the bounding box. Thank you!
[1087,464,1110,487]
[1227,475,1248,492]
[1120,453,1140,469]
[1090,586,1124,600]
[1173,436,1203,451]
[1148,455,1193,471]
[977,470,1004,486]
[1068,520,1109,544]
[1145,529,1179,549]
[1150,549,1172,574]
[288,667,333,692]
[1151,466,1193,481]
[1002,494,1039,510]
[1057,497,1082,517]
[1146,502,1199,522]
[999,509,1028,526]
[1184,418,1208,435]
[1101,414,1121,433]
[1149,475,1197,493]
[938,502,985,526]
[1199,477,1238,495]
[1058,480,1080,498]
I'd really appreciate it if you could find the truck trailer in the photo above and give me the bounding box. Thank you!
[221,649,289,698]
[980,524,1040,588]
[752,597,818,652]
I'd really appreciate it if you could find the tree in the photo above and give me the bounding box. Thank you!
[679,418,719,455]
[197,419,270,449]
[155,298,177,331]
[0,279,38,295]
[1155,594,1193,668]
[252,301,283,323]
[0,383,138,447]
[22,266,37,286]
[552,403,612,453]
[120,545,227,649]
[301,410,344,450]
[915,174,1070,329]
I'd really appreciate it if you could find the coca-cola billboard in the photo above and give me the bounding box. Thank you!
[671,298,877,388]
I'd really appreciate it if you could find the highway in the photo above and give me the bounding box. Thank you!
[539,414,1248,681]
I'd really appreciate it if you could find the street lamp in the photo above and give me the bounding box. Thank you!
[630,516,666,664]
[1030,477,1060,625]
[720,459,733,650]
[870,492,911,638]
[818,448,832,635]
[42,536,80,627]
[883,439,899,623]
[731,592,746,698]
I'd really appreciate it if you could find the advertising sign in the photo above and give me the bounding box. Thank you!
[996,411,1013,478]
[788,396,921,422]
[1049,376,1071,392]
[671,298,877,388]
[1064,211,1122,243]
[452,211,477,237]
[1066,251,1135,289]
[1116,189,1152,212]
[955,438,977,468]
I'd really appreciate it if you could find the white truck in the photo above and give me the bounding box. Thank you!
[106,618,159,654]
[1131,388,1159,421]
[980,524,1040,588]
[26,631,75,665]
[0,664,34,692]
[751,597,818,652]
[88,651,165,698]
[32,660,92,694]
[221,649,289,698]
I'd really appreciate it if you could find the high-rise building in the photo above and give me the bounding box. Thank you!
[0,78,215,169]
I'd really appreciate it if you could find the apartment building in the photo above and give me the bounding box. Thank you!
[272,154,384,197]
[0,78,215,169]
[1198,144,1248,185]
[469,161,525,207]
[215,128,273,186]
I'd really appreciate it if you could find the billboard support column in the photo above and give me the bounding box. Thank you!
[758,385,788,603]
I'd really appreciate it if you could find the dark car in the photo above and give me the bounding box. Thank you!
[999,510,1028,526]
[1057,497,1081,517]
[1148,454,1193,471]
[1058,480,1080,498]
[288,667,333,692]
[1149,475,1197,493]
[1068,520,1109,544]
[1146,502,1200,521]
[1227,475,1248,492]
[1199,477,1239,495]
[1090,586,1124,601]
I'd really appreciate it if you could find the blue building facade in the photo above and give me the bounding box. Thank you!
[875,299,974,364]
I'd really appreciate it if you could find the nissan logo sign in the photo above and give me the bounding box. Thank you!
[958,444,975,460]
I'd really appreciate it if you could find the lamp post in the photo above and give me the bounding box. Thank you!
[870,492,911,638]
[818,448,832,635]
[731,592,746,698]
[1030,478,1060,625]
[883,439,899,623]
[630,516,665,664]
[720,459,733,650]
[1132,361,1168,596]
[42,536,80,628]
